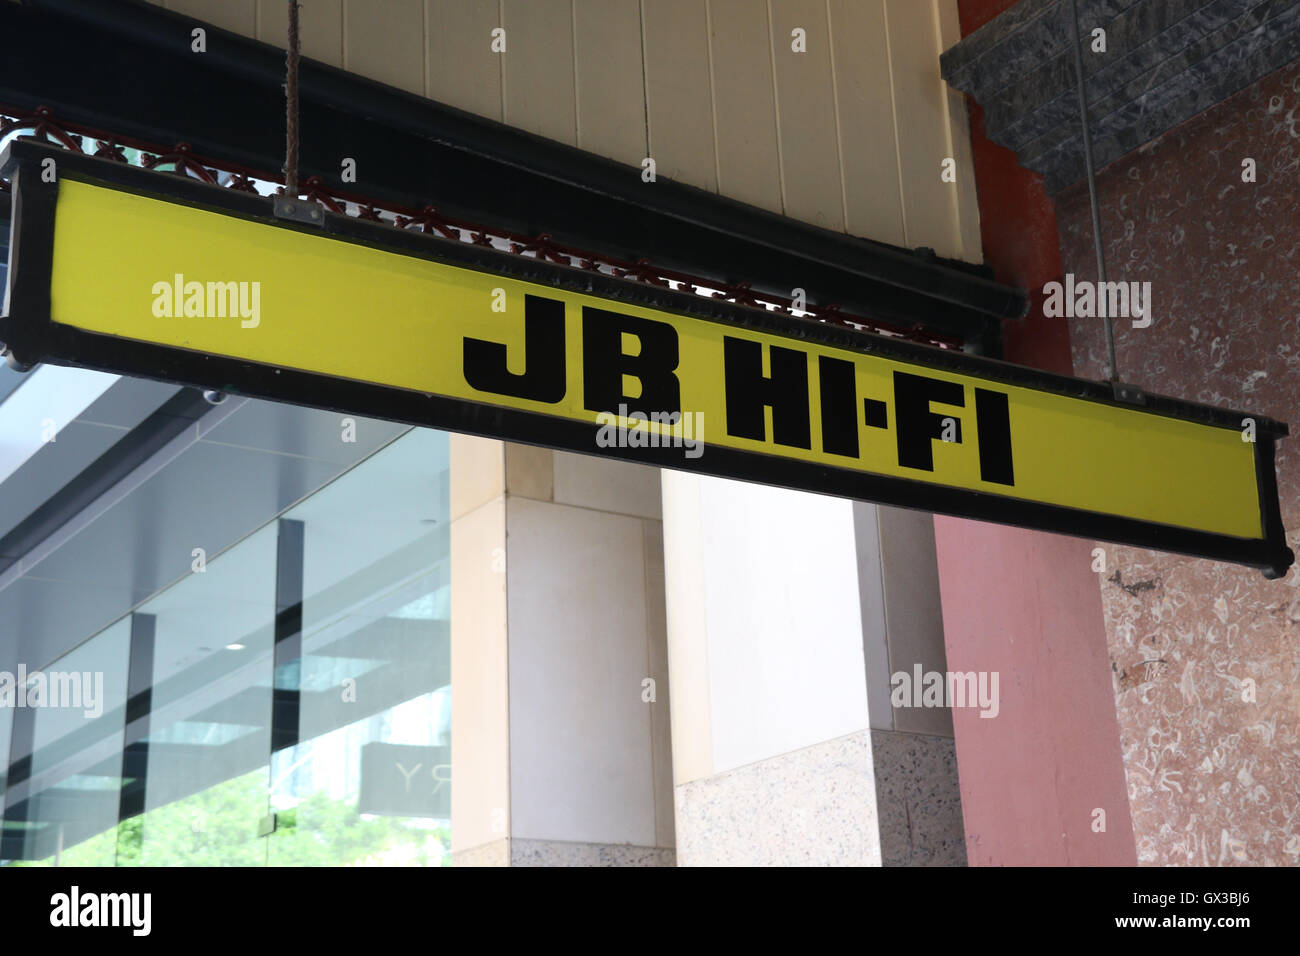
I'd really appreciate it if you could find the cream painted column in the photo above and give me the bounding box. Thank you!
[662,473,881,866]
[450,436,674,866]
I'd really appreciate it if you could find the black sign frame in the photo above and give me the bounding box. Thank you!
[1,141,1292,578]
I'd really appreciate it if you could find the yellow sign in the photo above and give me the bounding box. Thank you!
[1,145,1289,575]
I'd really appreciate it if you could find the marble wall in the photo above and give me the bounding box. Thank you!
[1056,60,1300,866]
[673,731,882,867]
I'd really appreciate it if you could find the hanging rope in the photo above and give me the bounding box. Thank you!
[284,0,301,197]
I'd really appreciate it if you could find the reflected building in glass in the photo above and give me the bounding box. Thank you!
[0,407,451,867]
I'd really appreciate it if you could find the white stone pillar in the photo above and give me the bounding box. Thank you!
[449,437,674,865]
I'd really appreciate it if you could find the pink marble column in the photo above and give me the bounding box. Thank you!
[934,520,1137,865]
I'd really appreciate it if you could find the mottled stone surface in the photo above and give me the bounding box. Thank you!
[674,730,881,866]
[944,0,1148,97]
[871,730,968,866]
[510,840,675,867]
[989,0,1255,146]
[1056,60,1300,866]
[943,0,1300,191]
[1038,2,1300,190]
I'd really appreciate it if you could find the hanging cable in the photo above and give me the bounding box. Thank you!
[1067,0,1119,384]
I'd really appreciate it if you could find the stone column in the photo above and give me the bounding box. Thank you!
[449,436,674,865]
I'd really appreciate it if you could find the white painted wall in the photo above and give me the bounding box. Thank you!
[663,472,869,780]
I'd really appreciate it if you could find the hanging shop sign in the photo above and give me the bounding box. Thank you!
[1,142,1291,577]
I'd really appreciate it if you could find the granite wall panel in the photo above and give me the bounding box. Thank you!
[1056,59,1300,866]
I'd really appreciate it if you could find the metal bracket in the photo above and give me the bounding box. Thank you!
[273,195,323,226]
[3,348,35,373]
[1112,381,1146,405]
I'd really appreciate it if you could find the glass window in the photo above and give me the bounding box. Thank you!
[267,428,451,866]
[123,522,279,866]
[7,620,130,866]
[0,426,450,866]
[0,702,10,798]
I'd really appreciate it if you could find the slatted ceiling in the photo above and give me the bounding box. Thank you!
[768,0,845,232]
[343,0,427,95]
[163,0,257,36]
[935,0,982,264]
[257,0,344,69]
[642,0,718,192]
[707,0,784,215]
[574,0,648,166]
[137,0,982,264]
[828,0,907,248]
[884,0,964,260]
[501,0,578,147]
[425,0,505,122]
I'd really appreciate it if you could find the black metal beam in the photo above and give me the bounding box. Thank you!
[1,692,36,860]
[1,141,1290,578]
[1,0,1025,354]
[271,518,304,754]
[117,612,156,825]
[0,387,216,576]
